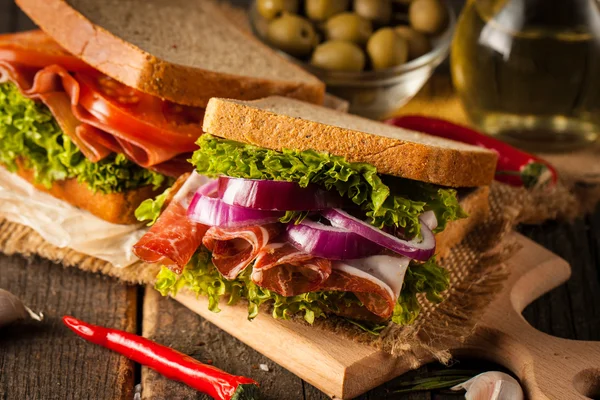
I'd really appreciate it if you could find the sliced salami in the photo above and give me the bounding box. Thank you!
[202,224,282,280]
[133,173,210,273]
[252,243,332,296]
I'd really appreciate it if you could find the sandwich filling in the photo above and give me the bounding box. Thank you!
[0,82,165,193]
[134,135,467,329]
[0,30,205,213]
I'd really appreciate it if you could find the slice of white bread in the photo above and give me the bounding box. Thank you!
[203,97,499,187]
[15,0,325,107]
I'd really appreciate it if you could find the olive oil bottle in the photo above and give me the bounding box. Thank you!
[451,0,600,151]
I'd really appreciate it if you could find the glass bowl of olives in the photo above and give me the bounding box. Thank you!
[250,0,455,119]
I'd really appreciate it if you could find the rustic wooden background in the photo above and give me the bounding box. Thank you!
[1,1,600,399]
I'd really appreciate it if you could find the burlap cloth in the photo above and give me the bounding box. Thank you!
[0,0,598,364]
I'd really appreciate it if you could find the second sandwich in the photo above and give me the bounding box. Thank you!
[133,96,498,328]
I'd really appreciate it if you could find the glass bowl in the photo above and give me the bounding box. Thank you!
[249,2,456,120]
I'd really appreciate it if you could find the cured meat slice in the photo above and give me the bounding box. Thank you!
[133,172,210,273]
[251,243,332,296]
[322,255,411,320]
[203,224,282,280]
[148,154,194,179]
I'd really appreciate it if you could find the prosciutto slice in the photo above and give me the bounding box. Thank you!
[133,172,210,273]
[252,243,332,296]
[203,224,282,280]
[0,60,196,176]
[322,255,411,320]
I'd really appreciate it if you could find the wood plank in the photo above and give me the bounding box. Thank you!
[520,217,600,342]
[140,287,305,400]
[520,222,579,339]
[0,0,18,33]
[14,8,36,31]
[589,205,600,278]
[0,253,137,400]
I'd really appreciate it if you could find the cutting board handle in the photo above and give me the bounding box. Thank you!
[464,320,600,399]
[457,234,600,400]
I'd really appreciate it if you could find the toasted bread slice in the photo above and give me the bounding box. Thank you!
[203,97,498,187]
[15,0,325,108]
[15,164,161,225]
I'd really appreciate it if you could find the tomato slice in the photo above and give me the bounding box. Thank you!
[75,72,204,156]
[0,30,92,72]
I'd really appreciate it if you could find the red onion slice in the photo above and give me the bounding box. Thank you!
[286,220,383,260]
[218,177,344,211]
[420,210,438,231]
[197,180,218,196]
[321,209,436,261]
[187,192,284,228]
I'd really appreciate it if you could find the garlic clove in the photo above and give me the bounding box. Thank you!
[452,371,524,400]
[0,289,43,328]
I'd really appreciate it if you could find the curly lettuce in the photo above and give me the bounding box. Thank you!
[135,186,173,226]
[191,135,465,237]
[0,82,166,194]
[155,251,450,330]
[392,257,450,325]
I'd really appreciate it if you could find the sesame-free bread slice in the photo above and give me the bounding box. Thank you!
[15,0,325,108]
[15,163,161,225]
[203,97,498,187]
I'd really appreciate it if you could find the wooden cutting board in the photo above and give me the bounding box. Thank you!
[174,232,600,399]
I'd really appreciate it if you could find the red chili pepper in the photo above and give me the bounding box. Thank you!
[63,316,260,400]
[385,115,558,189]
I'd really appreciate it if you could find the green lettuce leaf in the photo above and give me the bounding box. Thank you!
[155,251,450,329]
[135,187,173,226]
[191,135,465,236]
[392,257,450,325]
[386,178,468,233]
[0,82,166,194]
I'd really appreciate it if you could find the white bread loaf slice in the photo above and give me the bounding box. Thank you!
[203,96,498,187]
[15,0,325,107]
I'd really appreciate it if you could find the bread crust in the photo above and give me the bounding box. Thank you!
[204,97,498,187]
[15,0,325,108]
[15,165,160,225]
[435,186,490,259]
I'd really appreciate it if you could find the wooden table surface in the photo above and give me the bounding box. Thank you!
[1,2,600,399]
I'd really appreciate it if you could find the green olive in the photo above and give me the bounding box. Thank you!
[311,40,366,72]
[257,0,300,20]
[394,25,431,59]
[409,0,448,35]
[267,14,318,57]
[305,0,349,21]
[366,28,408,70]
[353,0,392,25]
[325,12,372,46]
